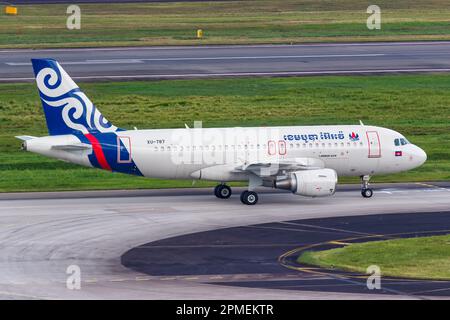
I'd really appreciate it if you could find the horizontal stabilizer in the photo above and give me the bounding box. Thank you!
[15,135,37,141]
[51,143,92,151]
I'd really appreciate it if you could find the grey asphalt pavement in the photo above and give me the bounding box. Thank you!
[2,41,450,82]
[0,183,449,299]
[124,210,450,298]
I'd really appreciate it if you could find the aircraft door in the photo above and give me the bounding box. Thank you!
[366,131,381,158]
[117,136,132,163]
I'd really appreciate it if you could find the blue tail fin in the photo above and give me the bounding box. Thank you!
[31,58,121,136]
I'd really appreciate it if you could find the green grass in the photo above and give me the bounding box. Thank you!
[0,74,449,192]
[1,1,450,48]
[298,234,450,280]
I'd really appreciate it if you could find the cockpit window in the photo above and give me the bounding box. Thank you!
[395,138,408,146]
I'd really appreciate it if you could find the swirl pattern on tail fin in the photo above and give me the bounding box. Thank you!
[32,59,119,135]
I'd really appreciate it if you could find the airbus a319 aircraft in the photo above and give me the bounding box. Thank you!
[17,59,427,205]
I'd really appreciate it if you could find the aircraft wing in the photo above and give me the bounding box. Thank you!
[238,157,325,177]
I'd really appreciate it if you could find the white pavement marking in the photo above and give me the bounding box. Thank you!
[3,68,450,82]
[5,53,386,66]
[5,59,145,66]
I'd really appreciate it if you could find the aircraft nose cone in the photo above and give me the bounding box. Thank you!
[419,147,427,165]
[414,146,427,167]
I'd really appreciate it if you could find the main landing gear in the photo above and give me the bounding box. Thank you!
[240,190,258,205]
[213,184,259,205]
[214,184,232,199]
[360,175,373,198]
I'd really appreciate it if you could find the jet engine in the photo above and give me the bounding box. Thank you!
[274,168,337,197]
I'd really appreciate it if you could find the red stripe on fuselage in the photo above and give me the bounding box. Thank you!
[84,133,112,171]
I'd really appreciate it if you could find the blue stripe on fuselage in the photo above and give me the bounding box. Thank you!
[76,132,143,176]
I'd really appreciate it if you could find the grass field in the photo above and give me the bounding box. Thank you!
[0,74,449,192]
[1,0,450,48]
[298,234,450,280]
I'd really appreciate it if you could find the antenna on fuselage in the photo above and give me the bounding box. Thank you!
[185,123,190,129]
[359,120,365,126]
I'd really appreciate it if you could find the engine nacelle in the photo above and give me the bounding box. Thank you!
[274,169,337,197]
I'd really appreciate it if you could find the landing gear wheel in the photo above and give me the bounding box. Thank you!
[214,184,232,199]
[361,188,373,198]
[240,191,258,205]
[360,175,373,198]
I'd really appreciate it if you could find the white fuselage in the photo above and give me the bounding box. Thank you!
[24,124,427,184]
[96,125,426,180]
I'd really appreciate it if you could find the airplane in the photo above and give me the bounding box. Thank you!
[16,59,427,205]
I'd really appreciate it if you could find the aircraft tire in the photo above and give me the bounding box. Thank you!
[240,191,258,205]
[361,188,373,198]
[215,184,232,199]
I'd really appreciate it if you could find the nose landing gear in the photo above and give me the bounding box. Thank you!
[360,175,373,198]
